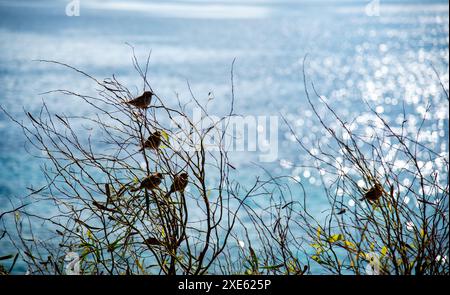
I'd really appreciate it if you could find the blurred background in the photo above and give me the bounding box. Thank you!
[0,0,448,272]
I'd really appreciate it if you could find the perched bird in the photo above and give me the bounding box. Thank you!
[131,172,164,215]
[131,173,163,192]
[139,131,161,151]
[169,172,189,194]
[143,237,162,247]
[360,182,383,202]
[124,91,153,109]
[164,172,188,199]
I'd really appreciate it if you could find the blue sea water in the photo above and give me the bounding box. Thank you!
[0,0,448,273]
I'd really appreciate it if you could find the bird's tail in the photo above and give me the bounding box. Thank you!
[145,190,150,216]
[130,186,140,192]
[164,188,174,200]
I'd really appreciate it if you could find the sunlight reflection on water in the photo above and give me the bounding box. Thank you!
[0,0,448,273]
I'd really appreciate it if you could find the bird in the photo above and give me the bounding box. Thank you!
[139,131,161,151]
[165,172,188,198]
[169,172,189,194]
[130,173,163,192]
[131,172,164,215]
[143,237,162,247]
[124,91,153,109]
[360,182,383,202]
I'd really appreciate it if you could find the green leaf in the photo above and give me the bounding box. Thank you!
[260,264,284,270]
[420,228,425,238]
[287,260,297,273]
[311,243,322,249]
[86,229,94,240]
[311,255,323,263]
[327,234,344,243]
[343,240,356,249]
[381,246,388,256]
[160,130,169,142]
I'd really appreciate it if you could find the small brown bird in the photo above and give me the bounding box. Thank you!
[360,182,383,202]
[139,131,161,151]
[165,172,188,198]
[131,173,163,192]
[124,91,153,109]
[143,237,162,247]
[170,172,188,194]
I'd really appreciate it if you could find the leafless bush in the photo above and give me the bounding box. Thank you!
[282,58,449,275]
[0,55,447,275]
[0,53,310,275]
